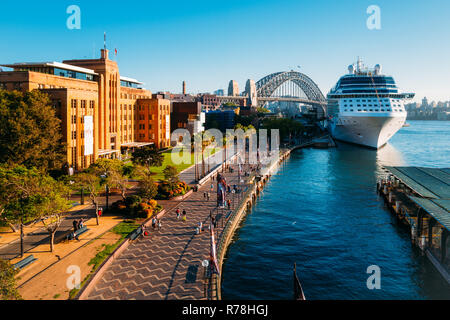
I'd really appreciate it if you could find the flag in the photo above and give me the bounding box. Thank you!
[210,222,220,275]
[115,48,118,56]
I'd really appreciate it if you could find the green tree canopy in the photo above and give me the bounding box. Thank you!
[163,165,180,188]
[0,259,21,300]
[0,89,65,172]
[261,118,304,142]
[132,145,164,169]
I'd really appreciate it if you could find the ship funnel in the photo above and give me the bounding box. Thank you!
[348,65,355,74]
[374,64,382,75]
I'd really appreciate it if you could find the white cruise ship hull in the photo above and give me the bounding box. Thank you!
[329,114,406,149]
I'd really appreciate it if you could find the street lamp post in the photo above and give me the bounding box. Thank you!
[105,185,109,210]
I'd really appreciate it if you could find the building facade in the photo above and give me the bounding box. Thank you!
[171,101,205,135]
[0,49,165,171]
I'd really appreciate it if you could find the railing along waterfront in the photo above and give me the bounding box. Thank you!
[211,149,292,300]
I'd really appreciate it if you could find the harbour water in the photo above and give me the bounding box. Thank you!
[221,120,450,300]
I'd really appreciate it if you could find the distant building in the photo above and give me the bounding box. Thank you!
[228,80,239,96]
[171,101,205,135]
[202,94,221,111]
[205,110,235,132]
[214,89,225,96]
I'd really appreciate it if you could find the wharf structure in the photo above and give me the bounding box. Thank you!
[378,167,450,284]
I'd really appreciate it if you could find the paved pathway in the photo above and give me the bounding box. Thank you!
[85,163,248,300]
[0,192,131,261]
[179,148,237,185]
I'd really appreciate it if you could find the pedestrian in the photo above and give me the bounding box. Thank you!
[152,217,157,230]
[182,210,187,221]
[158,219,162,231]
[211,216,217,229]
[198,221,203,233]
[78,218,84,228]
[207,192,210,201]
[176,208,180,220]
[204,192,207,200]
[141,224,148,239]
[73,219,79,232]
[210,183,214,192]
[227,199,231,210]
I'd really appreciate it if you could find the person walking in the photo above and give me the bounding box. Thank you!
[141,224,148,239]
[182,210,187,222]
[227,199,231,210]
[207,192,210,201]
[73,219,79,233]
[176,208,181,220]
[158,219,162,231]
[210,183,214,192]
[152,217,157,230]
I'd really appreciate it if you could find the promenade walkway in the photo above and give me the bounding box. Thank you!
[84,163,249,300]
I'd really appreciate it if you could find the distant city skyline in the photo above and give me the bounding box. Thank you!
[1,0,449,103]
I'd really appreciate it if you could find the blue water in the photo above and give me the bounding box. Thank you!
[221,121,450,300]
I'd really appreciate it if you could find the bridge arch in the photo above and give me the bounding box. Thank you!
[255,71,327,117]
[256,71,326,101]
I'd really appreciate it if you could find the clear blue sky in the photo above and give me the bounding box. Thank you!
[1,0,449,102]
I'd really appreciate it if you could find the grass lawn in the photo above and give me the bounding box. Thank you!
[149,147,221,182]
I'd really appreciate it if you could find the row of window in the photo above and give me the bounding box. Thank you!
[343,109,404,113]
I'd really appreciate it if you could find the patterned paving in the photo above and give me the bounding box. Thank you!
[86,164,246,300]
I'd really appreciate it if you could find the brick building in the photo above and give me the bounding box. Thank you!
[0,49,169,171]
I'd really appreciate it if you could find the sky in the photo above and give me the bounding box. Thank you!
[1,0,449,103]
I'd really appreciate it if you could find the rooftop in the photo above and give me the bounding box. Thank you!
[384,167,450,200]
[0,61,98,75]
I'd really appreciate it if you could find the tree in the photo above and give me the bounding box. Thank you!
[132,145,164,169]
[134,166,158,200]
[257,107,270,114]
[0,89,65,172]
[261,118,304,143]
[0,259,21,300]
[163,165,180,188]
[106,169,129,201]
[0,166,48,257]
[39,179,72,252]
[74,172,102,225]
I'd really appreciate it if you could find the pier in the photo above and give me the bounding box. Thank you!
[377,167,450,284]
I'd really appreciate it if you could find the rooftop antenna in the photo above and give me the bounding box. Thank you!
[104,32,107,50]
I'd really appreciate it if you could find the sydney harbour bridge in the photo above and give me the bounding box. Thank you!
[222,71,327,119]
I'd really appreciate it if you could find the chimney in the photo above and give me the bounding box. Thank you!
[101,49,109,60]
[182,81,186,95]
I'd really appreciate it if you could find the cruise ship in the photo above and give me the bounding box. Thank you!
[327,59,415,149]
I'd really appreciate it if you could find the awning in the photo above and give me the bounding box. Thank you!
[385,166,450,199]
[409,196,450,232]
[120,142,154,148]
[98,149,120,156]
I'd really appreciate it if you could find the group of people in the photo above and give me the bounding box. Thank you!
[203,192,211,201]
[175,208,188,221]
[140,216,162,239]
[71,218,85,241]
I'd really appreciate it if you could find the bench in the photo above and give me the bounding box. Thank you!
[67,226,89,241]
[13,255,37,270]
[129,227,143,241]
